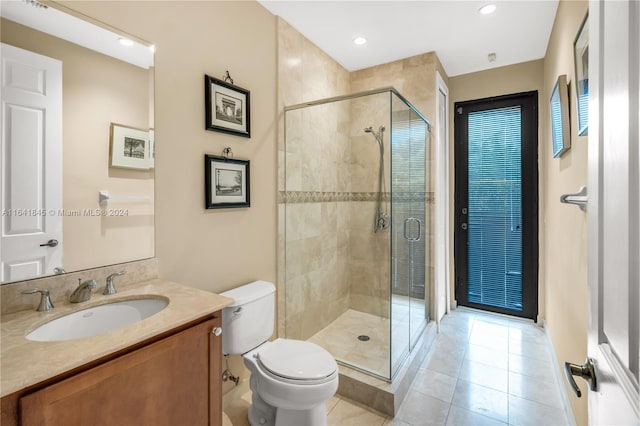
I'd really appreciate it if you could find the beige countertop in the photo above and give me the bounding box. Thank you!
[0,279,233,398]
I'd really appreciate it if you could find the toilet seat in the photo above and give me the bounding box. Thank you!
[256,339,337,385]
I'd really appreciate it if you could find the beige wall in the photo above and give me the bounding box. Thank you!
[1,18,154,273]
[62,0,277,396]
[542,1,589,424]
[62,1,278,292]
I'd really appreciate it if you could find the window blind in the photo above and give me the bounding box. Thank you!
[467,106,523,311]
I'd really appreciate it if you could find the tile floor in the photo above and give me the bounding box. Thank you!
[223,307,570,426]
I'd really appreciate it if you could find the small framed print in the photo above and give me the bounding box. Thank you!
[574,13,589,136]
[550,74,571,158]
[204,75,251,138]
[109,123,152,170]
[148,128,155,169]
[204,154,250,209]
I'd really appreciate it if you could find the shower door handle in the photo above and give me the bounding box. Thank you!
[403,218,422,242]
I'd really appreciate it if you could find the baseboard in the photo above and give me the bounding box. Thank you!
[540,318,577,426]
[450,299,457,310]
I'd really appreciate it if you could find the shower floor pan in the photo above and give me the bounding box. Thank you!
[308,306,437,416]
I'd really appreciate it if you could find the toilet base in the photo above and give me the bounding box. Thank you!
[273,405,327,426]
[246,370,329,426]
[247,398,326,426]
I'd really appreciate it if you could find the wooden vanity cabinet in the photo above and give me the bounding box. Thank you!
[3,314,222,426]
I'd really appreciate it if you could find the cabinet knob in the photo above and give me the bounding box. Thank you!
[212,327,222,336]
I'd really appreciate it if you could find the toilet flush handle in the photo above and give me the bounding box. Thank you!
[212,327,222,336]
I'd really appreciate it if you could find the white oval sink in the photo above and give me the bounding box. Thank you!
[25,297,169,342]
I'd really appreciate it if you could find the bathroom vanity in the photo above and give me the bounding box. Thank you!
[0,279,233,426]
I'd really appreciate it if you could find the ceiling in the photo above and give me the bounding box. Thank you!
[258,0,559,77]
[1,0,154,69]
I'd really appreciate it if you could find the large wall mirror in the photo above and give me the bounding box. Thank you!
[0,1,155,284]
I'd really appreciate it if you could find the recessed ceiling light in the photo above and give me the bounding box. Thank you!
[479,4,497,15]
[118,37,134,47]
[353,36,367,46]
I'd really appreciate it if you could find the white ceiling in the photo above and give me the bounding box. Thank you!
[1,0,154,69]
[258,0,559,77]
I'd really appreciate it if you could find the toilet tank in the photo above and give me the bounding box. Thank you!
[220,280,275,355]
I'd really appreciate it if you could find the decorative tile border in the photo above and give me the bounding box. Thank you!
[279,191,434,204]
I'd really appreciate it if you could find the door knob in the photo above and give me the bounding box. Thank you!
[564,358,597,397]
[39,239,58,247]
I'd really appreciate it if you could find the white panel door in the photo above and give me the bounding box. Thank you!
[582,1,640,424]
[0,43,63,282]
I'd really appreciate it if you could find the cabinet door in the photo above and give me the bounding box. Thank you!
[20,317,221,426]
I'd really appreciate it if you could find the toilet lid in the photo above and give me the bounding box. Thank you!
[257,339,337,381]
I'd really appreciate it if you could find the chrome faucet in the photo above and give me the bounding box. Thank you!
[22,288,54,312]
[103,271,126,295]
[69,279,97,303]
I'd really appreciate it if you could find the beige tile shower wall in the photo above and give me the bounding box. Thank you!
[351,52,438,140]
[351,53,440,316]
[278,18,352,339]
[351,53,438,203]
[348,94,391,318]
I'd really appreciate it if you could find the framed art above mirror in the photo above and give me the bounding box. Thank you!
[0,1,155,284]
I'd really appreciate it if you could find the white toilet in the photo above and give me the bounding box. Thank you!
[221,281,338,426]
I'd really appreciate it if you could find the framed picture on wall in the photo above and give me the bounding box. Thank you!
[109,123,153,170]
[148,128,155,169]
[574,13,589,136]
[550,74,571,158]
[204,75,251,138]
[204,154,250,209]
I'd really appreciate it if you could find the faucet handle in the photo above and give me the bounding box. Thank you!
[22,288,54,312]
[104,270,126,295]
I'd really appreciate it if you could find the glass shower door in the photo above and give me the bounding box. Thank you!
[390,95,427,378]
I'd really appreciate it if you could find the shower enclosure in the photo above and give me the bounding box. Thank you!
[282,88,431,381]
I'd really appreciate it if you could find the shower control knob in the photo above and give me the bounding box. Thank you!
[212,327,222,336]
